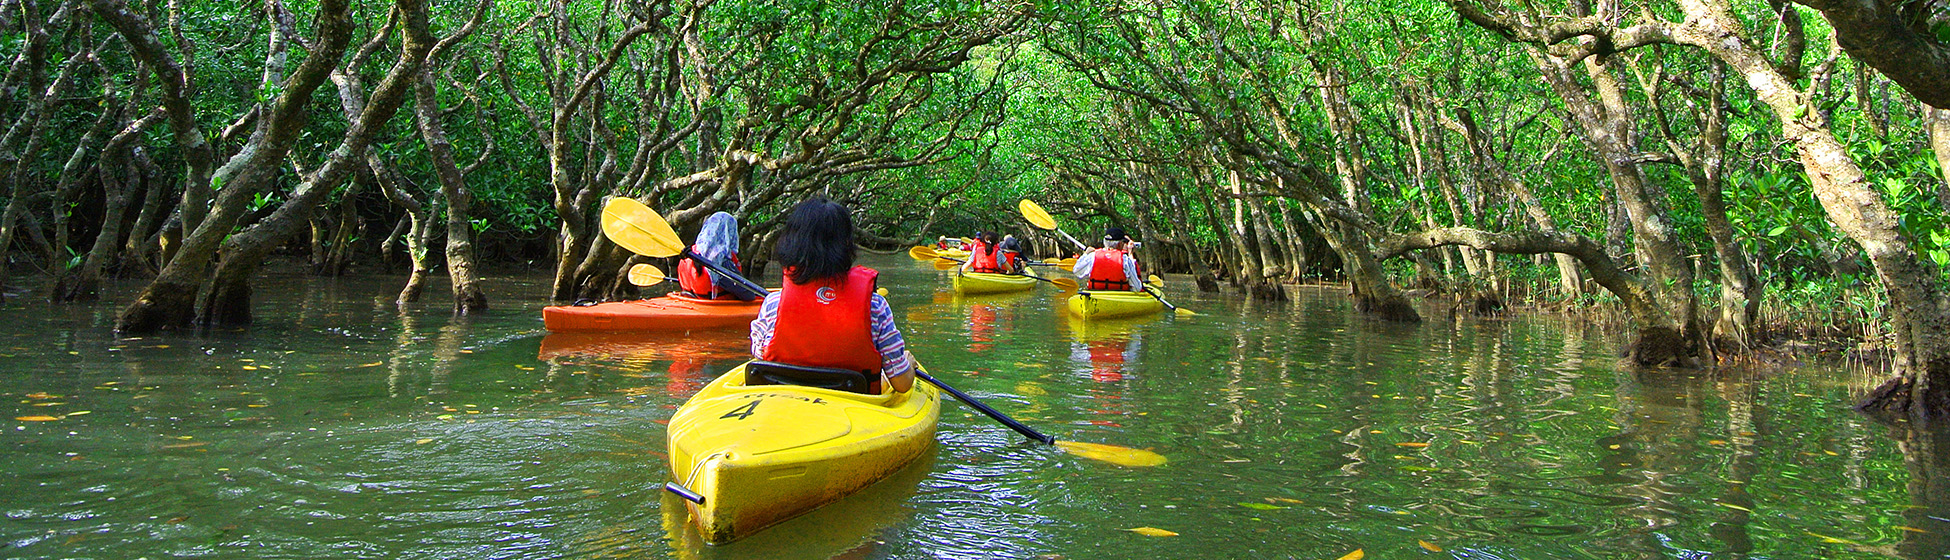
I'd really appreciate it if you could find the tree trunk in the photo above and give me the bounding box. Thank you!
[1928,103,1950,212]
[413,70,487,314]
[53,110,159,301]
[199,0,429,326]
[1531,47,1701,365]
[1673,0,1950,417]
[108,0,356,333]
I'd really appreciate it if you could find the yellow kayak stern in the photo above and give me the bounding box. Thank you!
[665,362,941,544]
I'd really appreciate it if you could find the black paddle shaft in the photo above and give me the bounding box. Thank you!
[915,370,1057,445]
[683,248,769,297]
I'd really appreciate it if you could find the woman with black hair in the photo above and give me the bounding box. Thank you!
[749,197,916,393]
[962,231,1007,274]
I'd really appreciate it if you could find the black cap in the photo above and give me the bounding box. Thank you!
[1104,227,1129,241]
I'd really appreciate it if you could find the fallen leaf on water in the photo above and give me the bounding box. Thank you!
[66,410,90,416]
[437,415,456,420]
[1898,526,1929,534]
[166,515,189,524]
[163,442,207,449]
[1396,442,1429,448]
[1707,440,1727,445]
[359,362,383,367]
[1125,527,1177,537]
[1715,502,1752,513]
[26,392,54,399]
[32,402,65,406]
[415,439,434,445]
[1805,532,1859,545]
[1337,549,1364,560]
[1239,502,1288,511]
[14,415,60,421]
[1419,540,1442,552]
[1266,497,1303,505]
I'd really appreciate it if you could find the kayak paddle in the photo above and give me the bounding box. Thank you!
[907,246,939,261]
[1144,274,1196,316]
[1017,199,1092,252]
[601,197,768,298]
[914,369,1165,467]
[627,264,668,286]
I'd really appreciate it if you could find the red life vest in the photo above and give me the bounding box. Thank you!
[676,247,740,299]
[762,266,883,373]
[966,241,1003,273]
[1088,249,1132,291]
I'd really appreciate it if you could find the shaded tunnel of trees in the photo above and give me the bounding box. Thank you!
[5,0,1950,419]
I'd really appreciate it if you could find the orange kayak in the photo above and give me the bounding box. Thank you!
[543,293,764,332]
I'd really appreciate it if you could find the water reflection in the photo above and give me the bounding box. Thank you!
[1062,314,1146,384]
[10,264,1950,558]
[538,331,749,399]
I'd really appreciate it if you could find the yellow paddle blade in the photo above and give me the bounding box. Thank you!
[1050,277,1079,291]
[1018,199,1058,230]
[1053,257,1077,268]
[1173,306,1198,317]
[933,258,960,270]
[960,237,975,246]
[876,287,889,297]
[1146,274,1166,289]
[908,246,939,260]
[1056,440,1167,467]
[601,197,683,257]
[627,263,667,286]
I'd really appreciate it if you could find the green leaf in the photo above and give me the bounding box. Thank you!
[1767,225,1789,237]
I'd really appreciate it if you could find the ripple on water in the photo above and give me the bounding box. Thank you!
[1,261,1937,559]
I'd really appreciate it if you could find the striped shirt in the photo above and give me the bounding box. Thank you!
[750,292,913,379]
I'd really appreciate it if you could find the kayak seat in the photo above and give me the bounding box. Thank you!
[744,361,875,394]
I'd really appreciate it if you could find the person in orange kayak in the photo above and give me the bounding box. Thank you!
[750,197,916,393]
[674,212,764,301]
[1072,226,1145,292]
[962,231,1008,274]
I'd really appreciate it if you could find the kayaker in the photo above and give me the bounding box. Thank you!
[997,235,1026,274]
[676,212,763,301]
[962,231,1007,274]
[1072,227,1145,292]
[750,197,916,393]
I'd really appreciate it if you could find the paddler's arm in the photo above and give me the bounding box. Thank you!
[869,294,915,393]
[884,352,915,393]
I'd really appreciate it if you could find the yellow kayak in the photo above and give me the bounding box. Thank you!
[664,361,941,544]
[937,248,970,260]
[1067,290,1164,319]
[952,271,1038,295]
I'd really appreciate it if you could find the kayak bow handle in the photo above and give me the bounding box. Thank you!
[664,481,705,505]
